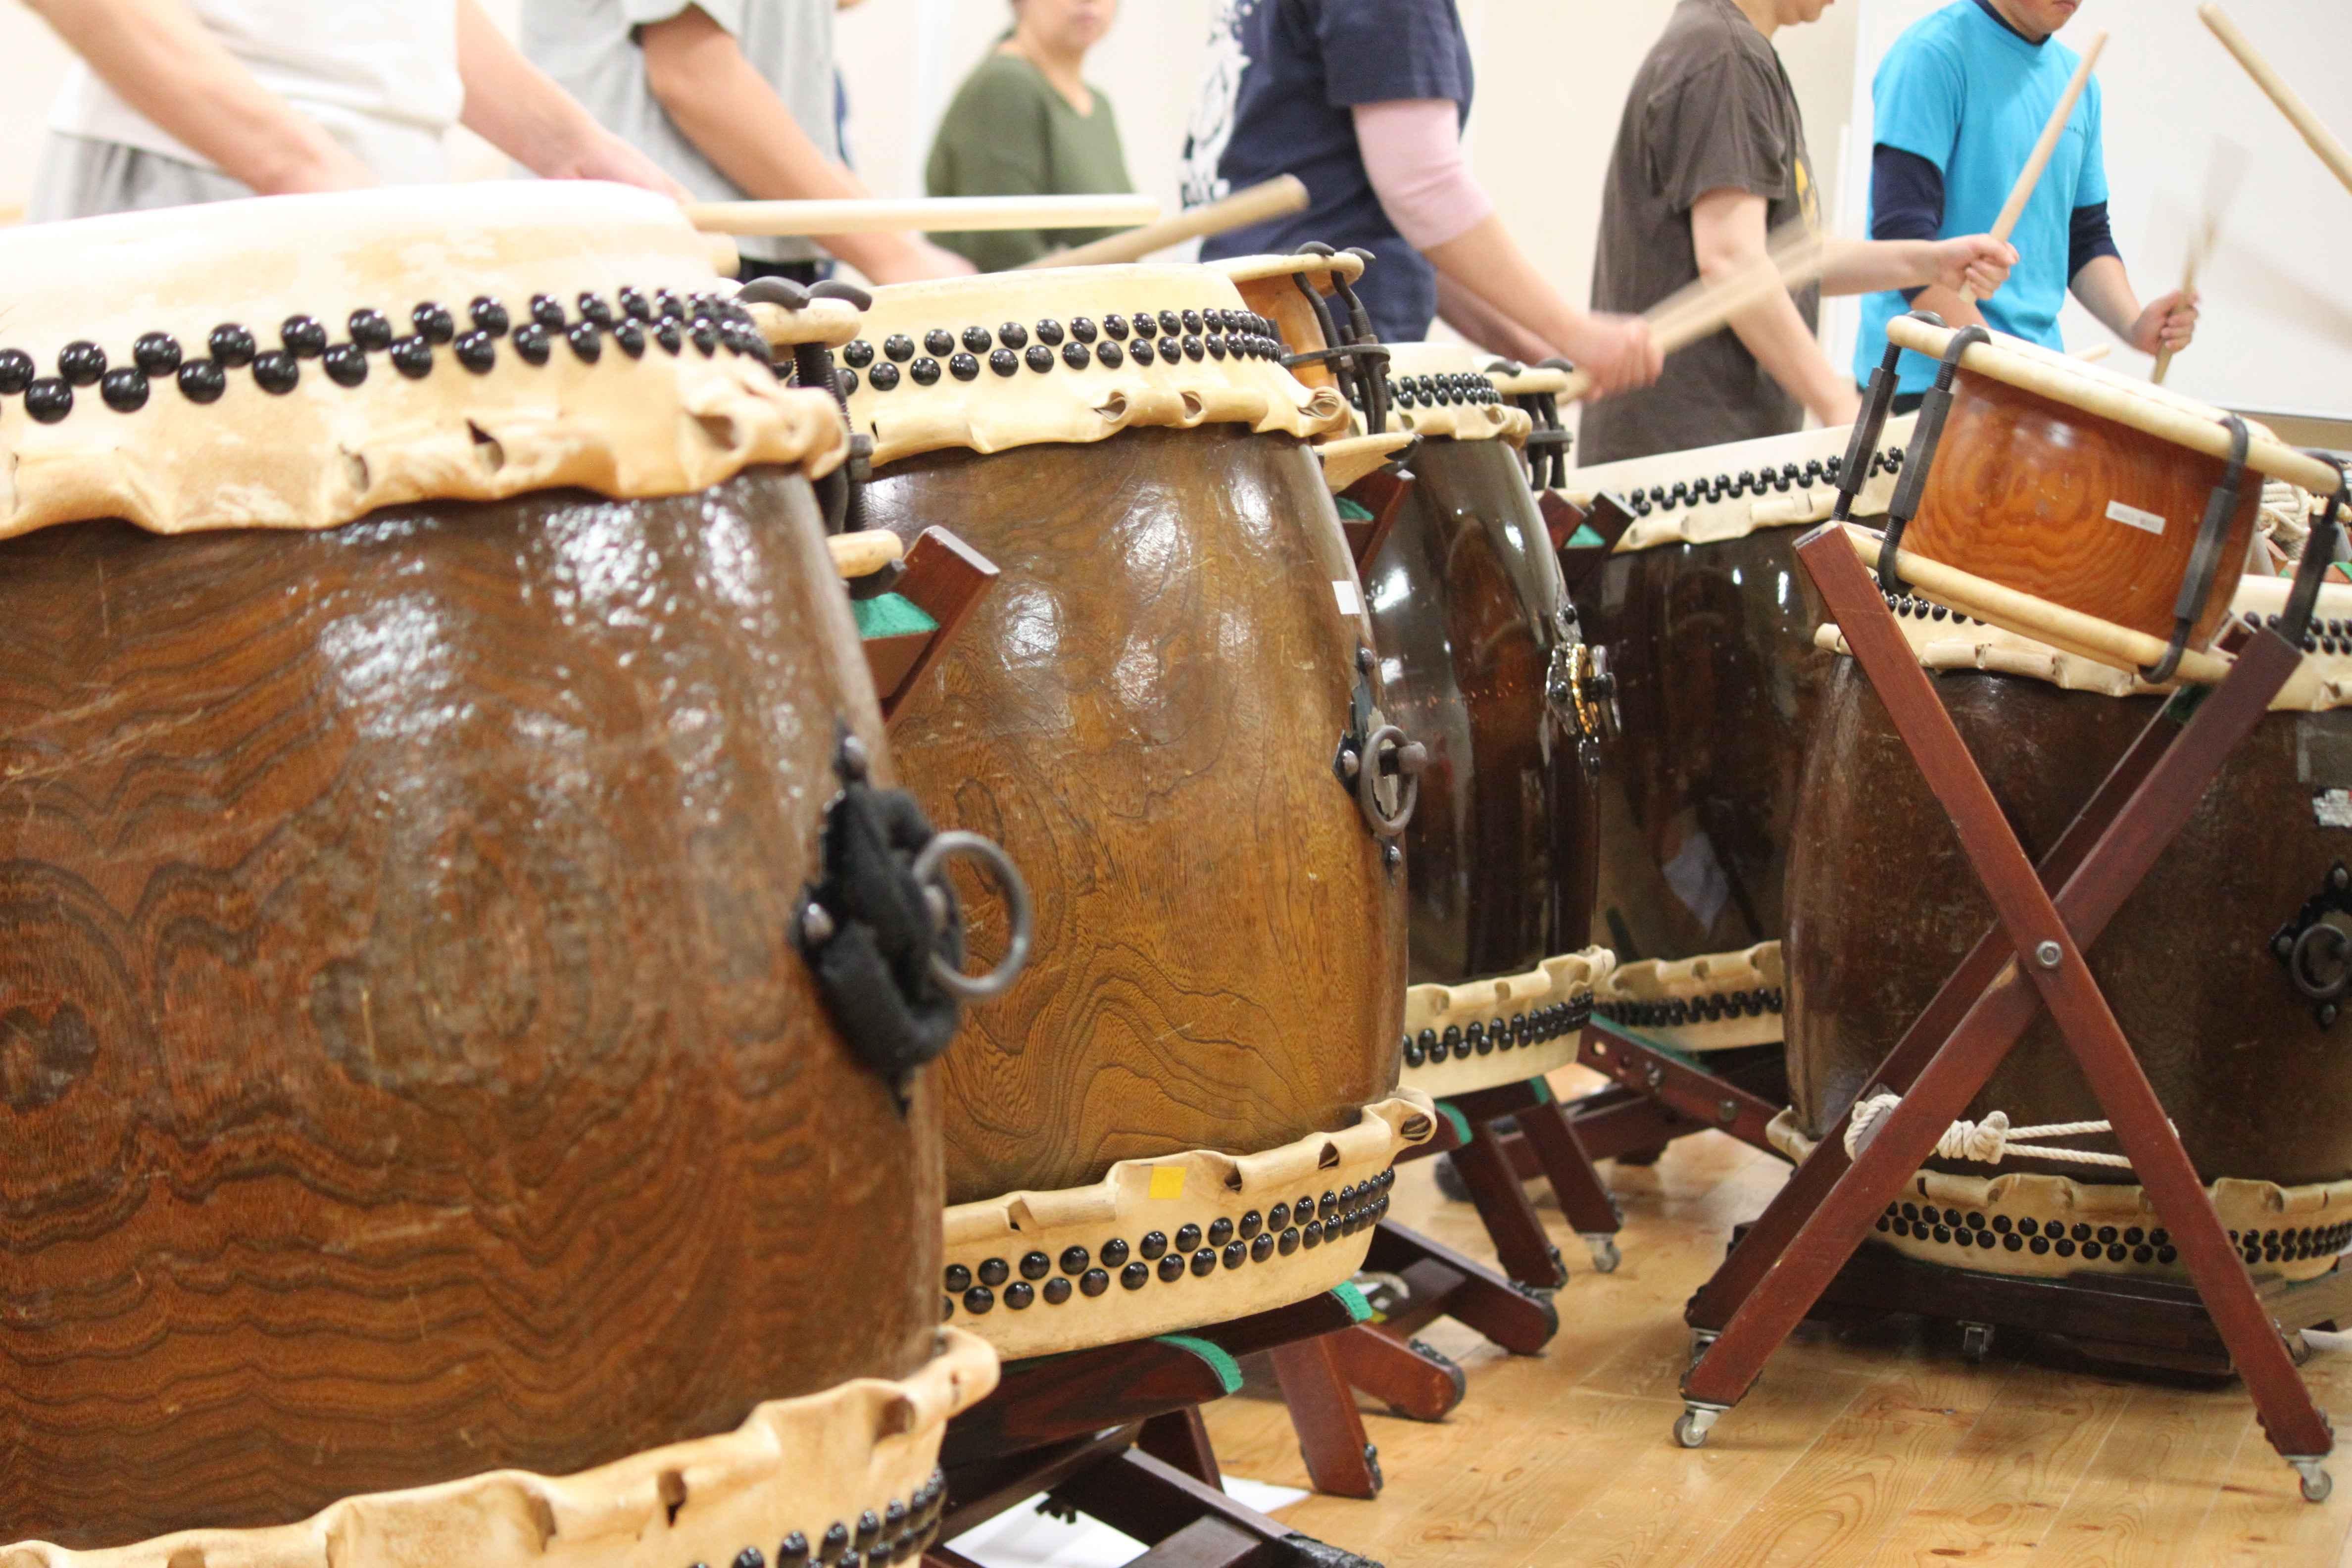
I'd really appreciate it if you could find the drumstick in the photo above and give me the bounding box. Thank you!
[686,194,1162,237]
[1020,177,1309,270]
[2073,342,2112,363]
[2151,140,2245,385]
[1555,227,1828,404]
[2200,4,2352,206]
[1964,30,2107,303]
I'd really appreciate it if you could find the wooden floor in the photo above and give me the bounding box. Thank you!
[1201,1066,2352,1568]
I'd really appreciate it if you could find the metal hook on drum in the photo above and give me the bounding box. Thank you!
[1348,723,1424,837]
[910,830,1034,1001]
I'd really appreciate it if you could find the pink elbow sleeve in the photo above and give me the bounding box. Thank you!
[1352,98,1495,251]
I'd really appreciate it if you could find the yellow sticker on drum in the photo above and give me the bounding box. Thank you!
[1149,1167,1187,1201]
[2106,498,2168,536]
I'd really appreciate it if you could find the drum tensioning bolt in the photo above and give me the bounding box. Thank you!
[1718,1098,1739,1125]
[2033,940,2063,969]
[801,902,837,946]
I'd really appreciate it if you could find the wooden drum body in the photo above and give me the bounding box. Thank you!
[0,188,993,1559]
[1785,576,2352,1283]
[1881,315,2339,667]
[1358,348,1610,1099]
[841,258,1429,1361]
[1562,419,1914,1050]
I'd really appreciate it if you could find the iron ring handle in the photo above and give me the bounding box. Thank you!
[1357,724,1422,838]
[911,830,1033,1002]
[2290,921,2352,1004]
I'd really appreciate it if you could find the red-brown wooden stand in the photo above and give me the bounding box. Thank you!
[1675,522,2336,1502]
[934,1291,1384,1567]
[1267,1098,1567,1499]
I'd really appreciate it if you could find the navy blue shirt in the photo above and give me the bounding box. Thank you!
[1184,0,1474,343]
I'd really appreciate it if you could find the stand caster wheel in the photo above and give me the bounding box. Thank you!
[2290,1458,2333,1503]
[1584,1233,1622,1274]
[1673,1403,1725,1449]
[1688,1328,1719,1369]
[1960,1322,1995,1365]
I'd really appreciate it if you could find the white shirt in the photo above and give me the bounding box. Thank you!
[48,0,466,184]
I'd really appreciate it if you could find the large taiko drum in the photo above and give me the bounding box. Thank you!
[1352,344,1611,1100]
[838,254,1432,1360]
[1561,417,1915,1047]
[0,187,995,1558]
[1783,573,2352,1284]
[1877,314,2341,676]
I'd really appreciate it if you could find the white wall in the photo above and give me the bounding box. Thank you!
[1841,0,2352,422]
[0,0,1858,356]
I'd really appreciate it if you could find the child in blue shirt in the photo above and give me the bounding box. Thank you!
[1855,0,2199,401]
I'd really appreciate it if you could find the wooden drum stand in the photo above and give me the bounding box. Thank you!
[1673,355,2350,1498]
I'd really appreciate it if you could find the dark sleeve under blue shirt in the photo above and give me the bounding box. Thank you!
[1870,145,2118,300]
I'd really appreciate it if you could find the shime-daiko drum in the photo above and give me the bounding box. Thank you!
[0,186,1001,1559]
[1561,416,1915,1049]
[1783,573,2352,1285]
[1354,344,1612,1101]
[833,253,1433,1360]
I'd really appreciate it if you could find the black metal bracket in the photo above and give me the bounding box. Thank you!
[1287,244,1392,436]
[2144,414,2251,685]
[1331,646,1421,854]
[740,276,875,535]
[1876,316,1987,596]
[2272,862,2352,1028]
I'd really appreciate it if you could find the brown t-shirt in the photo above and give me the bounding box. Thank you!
[1579,0,1822,466]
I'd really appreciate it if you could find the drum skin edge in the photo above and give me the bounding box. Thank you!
[0,1329,999,1568]
[940,1093,1434,1360]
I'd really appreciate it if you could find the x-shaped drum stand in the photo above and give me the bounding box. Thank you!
[1675,518,2341,1501]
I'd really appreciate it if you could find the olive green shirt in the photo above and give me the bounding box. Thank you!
[925,51,1133,271]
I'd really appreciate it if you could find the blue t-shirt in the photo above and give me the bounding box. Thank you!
[1854,0,2110,395]
[1184,0,1473,344]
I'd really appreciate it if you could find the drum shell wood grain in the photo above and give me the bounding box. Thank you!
[1904,371,2259,649]
[862,426,1406,1207]
[1787,659,2352,1186]
[0,471,941,1547]
[1365,435,1592,982]
[1571,529,1830,963]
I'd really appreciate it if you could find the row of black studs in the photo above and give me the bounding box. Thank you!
[1883,1203,2352,1268]
[834,306,1286,393]
[1620,446,1909,518]
[2242,609,2352,658]
[0,288,770,425]
[1594,988,1783,1031]
[944,1170,1398,1319]
[694,1466,945,1568]
[1884,594,1984,626]
[1388,373,1502,410]
[1402,995,1594,1071]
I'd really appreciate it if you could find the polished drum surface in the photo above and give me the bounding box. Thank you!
[0,473,941,1546]
[1573,530,1829,965]
[1786,660,2352,1186]
[866,426,1406,1207]
[1365,435,1591,983]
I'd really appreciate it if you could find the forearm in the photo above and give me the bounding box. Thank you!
[2069,255,2141,341]
[1821,237,1939,297]
[455,0,603,175]
[1724,289,1857,425]
[1424,217,1593,360]
[643,13,921,278]
[24,0,359,193]
[1434,273,1558,365]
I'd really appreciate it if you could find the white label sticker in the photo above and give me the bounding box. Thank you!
[1332,579,1363,616]
[2317,788,2352,830]
[2106,499,2168,536]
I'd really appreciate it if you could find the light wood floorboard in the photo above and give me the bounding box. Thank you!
[1201,1068,2352,1567]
